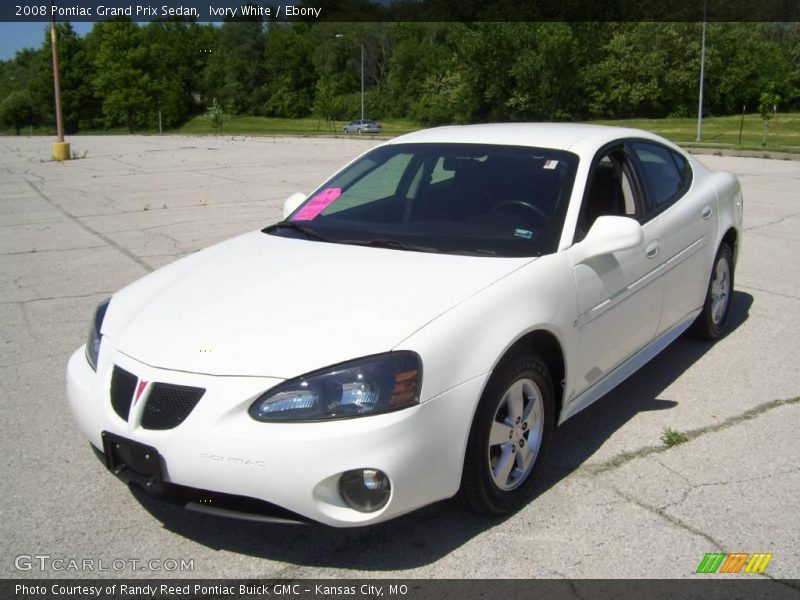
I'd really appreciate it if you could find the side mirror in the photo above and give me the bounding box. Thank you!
[571,216,644,265]
[282,192,307,220]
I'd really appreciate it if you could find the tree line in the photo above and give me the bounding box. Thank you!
[1,20,798,134]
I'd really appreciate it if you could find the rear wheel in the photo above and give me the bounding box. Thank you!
[691,244,734,339]
[458,353,554,514]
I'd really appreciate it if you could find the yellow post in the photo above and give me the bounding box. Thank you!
[52,142,70,161]
[50,1,69,161]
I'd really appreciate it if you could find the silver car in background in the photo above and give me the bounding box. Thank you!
[343,119,383,134]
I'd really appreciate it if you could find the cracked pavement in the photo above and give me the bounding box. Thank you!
[0,136,798,581]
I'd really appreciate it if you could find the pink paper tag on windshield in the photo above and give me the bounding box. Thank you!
[291,188,342,221]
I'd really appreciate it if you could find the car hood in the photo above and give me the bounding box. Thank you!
[108,231,533,378]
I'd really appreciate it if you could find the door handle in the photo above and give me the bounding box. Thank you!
[645,241,660,259]
[702,205,713,220]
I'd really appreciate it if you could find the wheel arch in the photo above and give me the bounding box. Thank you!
[721,226,738,267]
[498,329,566,423]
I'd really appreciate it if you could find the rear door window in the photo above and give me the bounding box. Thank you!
[629,141,692,214]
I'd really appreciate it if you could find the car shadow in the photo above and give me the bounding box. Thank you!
[133,291,753,571]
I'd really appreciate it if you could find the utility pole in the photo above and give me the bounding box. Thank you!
[695,1,707,143]
[360,43,364,121]
[50,0,69,160]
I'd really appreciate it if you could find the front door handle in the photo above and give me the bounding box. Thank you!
[645,241,660,259]
[702,205,713,220]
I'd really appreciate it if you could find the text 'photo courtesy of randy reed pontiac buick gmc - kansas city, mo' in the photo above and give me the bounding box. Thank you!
[67,123,743,527]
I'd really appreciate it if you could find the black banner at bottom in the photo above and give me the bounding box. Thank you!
[3,579,800,600]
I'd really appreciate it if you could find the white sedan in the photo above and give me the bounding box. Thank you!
[67,124,743,527]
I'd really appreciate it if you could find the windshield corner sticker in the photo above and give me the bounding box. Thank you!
[543,159,559,170]
[514,228,534,239]
[291,188,342,221]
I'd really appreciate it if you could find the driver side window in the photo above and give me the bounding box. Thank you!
[575,149,639,243]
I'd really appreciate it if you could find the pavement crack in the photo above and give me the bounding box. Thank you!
[744,212,800,232]
[0,291,113,306]
[738,284,800,302]
[0,245,107,257]
[611,486,725,551]
[653,459,692,483]
[655,466,800,512]
[24,180,153,274]
[589,396,800,474]
[110,219,203,234]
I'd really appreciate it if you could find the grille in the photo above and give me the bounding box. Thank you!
[110,366,137,421]
[141,383,205,430]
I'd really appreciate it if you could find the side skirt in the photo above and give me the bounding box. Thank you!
[558,311,700,425]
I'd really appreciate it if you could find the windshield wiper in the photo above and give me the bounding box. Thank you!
[343,238,437,253]
[263,221,330,242]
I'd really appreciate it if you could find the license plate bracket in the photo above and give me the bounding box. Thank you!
[101,431,165,494]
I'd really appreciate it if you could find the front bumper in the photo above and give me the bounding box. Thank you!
[67,347,484,527]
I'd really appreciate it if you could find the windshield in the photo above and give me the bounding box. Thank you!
[269,143,579,257]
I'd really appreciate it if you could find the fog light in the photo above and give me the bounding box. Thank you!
[338,469,391,513]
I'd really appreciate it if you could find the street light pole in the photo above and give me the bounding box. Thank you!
[696,1,707,143]
[360,43,364,121]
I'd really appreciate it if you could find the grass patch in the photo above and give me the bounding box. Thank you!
[590,113,800,153]
[4,112,800,154]
[177,115,419,137]
[660,427,689,447]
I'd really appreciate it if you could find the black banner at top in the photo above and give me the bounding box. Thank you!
[3,0,800,23]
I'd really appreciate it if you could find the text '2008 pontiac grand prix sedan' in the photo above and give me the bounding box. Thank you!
[67,124,743,527]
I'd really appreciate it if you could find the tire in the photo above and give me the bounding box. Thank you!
[690,244,734,340]
[458,353,555,514]
[357,128,362,134]
[343,128,349,134]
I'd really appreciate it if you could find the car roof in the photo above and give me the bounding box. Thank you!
[385,123,671,154]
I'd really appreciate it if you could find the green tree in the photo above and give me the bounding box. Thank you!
[504,23,585,120]
[92,19,153,131]
[706,23,795,115]
[34,22,100,133]
[584,23,700,119]
[758,87,781,146]
[263,24,315,117]
[205,97,224,133]
[0,47,48,127]
[313,75,339,131]
[142,20,217,129]
[384,23,450,118]
[0,90,36,134]
[204,15,266,115]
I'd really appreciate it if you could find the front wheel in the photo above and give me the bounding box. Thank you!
[691,244,734,339]
[458,353,555,514]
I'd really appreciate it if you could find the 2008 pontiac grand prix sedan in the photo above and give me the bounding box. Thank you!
[67,124,743,526]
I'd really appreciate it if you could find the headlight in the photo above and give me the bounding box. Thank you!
[85,298,110,371]
[249,351,422,422]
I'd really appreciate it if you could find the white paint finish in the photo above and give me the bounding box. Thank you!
[109,231,531,380]
[657,178,716,334]
[65,124,745,526]
[570,214,665,391]
[68,347,484,526]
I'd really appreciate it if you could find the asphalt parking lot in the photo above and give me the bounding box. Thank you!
[1,135,798,580]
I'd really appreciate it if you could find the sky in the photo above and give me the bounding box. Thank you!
[0,22,94,61]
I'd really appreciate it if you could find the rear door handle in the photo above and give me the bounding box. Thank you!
[702,205,713,220]
[645,241,660,259]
